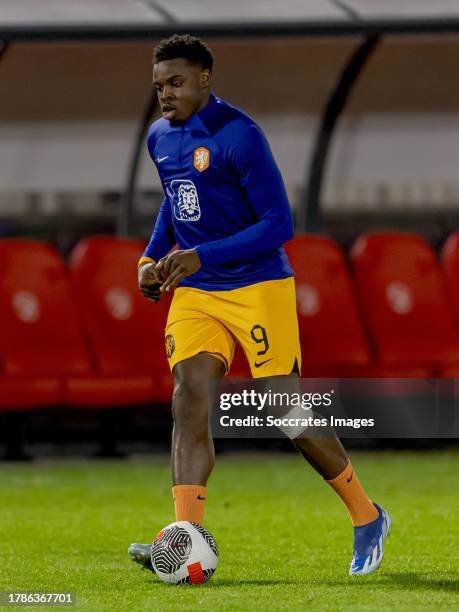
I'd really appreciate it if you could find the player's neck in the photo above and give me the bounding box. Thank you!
[170,93,212,127]
[195,91,212,115]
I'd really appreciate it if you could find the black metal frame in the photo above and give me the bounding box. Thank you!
[117,91,158,237]
[1,18,459,41]
[301,35,380,231]
[1,9,458,236]
[0,39,9,60]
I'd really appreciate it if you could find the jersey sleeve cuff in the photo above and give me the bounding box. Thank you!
[137,256,156,269]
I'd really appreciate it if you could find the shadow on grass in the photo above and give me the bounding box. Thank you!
[181,572,459,591]
[147,578,301,588]
[209,579,299,587]
[319,572,459,593]
[381,572,459,593]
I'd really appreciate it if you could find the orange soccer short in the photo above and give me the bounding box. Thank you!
[164,277,301,378]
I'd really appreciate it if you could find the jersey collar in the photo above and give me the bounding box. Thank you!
[181,93,217,135]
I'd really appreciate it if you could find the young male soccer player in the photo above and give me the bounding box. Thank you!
[129,34,390,576]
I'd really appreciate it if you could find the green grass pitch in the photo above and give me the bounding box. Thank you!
[1,451,458,611]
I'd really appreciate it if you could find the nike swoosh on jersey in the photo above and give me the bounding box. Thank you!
[156,155,169,163]
[254,358,273,368]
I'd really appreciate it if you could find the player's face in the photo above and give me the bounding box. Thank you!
[153,58,211,123]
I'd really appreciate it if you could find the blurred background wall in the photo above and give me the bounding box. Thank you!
[0,36,458,210]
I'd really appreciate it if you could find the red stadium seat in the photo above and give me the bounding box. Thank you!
[0,376,61,411]
[228,344,251,378]
[351,232,459,376]
[0,239,89,410]
[68,236,173,405]
[285,234,371,377]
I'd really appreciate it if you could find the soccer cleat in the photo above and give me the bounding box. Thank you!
[349,503,391,576]
[128,543,153,571]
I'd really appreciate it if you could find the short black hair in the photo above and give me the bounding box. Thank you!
[153,34,213,71]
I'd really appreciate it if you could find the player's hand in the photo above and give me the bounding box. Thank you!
[156,249,202,292]
[138,262,164,303]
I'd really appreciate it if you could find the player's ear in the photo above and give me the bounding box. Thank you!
[200,69,211,89]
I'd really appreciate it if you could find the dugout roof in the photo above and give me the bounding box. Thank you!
[1,0,459,40]
[1,0,458,235]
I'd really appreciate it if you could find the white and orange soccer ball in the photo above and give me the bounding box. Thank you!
[151,521,218,584]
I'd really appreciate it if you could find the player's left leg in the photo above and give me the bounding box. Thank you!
[227,277,390,575]
[289,391,391,575]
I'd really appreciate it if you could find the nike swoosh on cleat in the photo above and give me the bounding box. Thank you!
[349,505,391,576]
[254,358,273,368]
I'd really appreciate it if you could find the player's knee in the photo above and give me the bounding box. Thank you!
[171,355,223,436]
[173,374,209,403]
[172,377,210,433]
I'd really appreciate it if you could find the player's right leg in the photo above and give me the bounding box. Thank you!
[129,353,227,570]
[129,288,233,570]
[170,352,226,519]
[162,286,235,522]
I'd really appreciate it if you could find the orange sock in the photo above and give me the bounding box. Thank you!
[172,485,206,524]
[326,462,378,526]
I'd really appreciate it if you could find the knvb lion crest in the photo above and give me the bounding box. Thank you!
[165,334,175,358]
[193,147,210,173]
[169,179,201,222]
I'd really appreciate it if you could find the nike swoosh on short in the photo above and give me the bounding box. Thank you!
[197,495,206,500]
[156,155,169,163]
[254,358,273,368]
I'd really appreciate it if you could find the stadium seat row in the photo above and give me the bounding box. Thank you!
[0,237,173,411]
[286,232,459,379]
[1,231,459,411]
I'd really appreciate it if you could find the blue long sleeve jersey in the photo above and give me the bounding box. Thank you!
[143,93,294,291]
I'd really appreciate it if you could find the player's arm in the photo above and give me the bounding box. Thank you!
[195,122,293,266]
[138,197,176,302]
